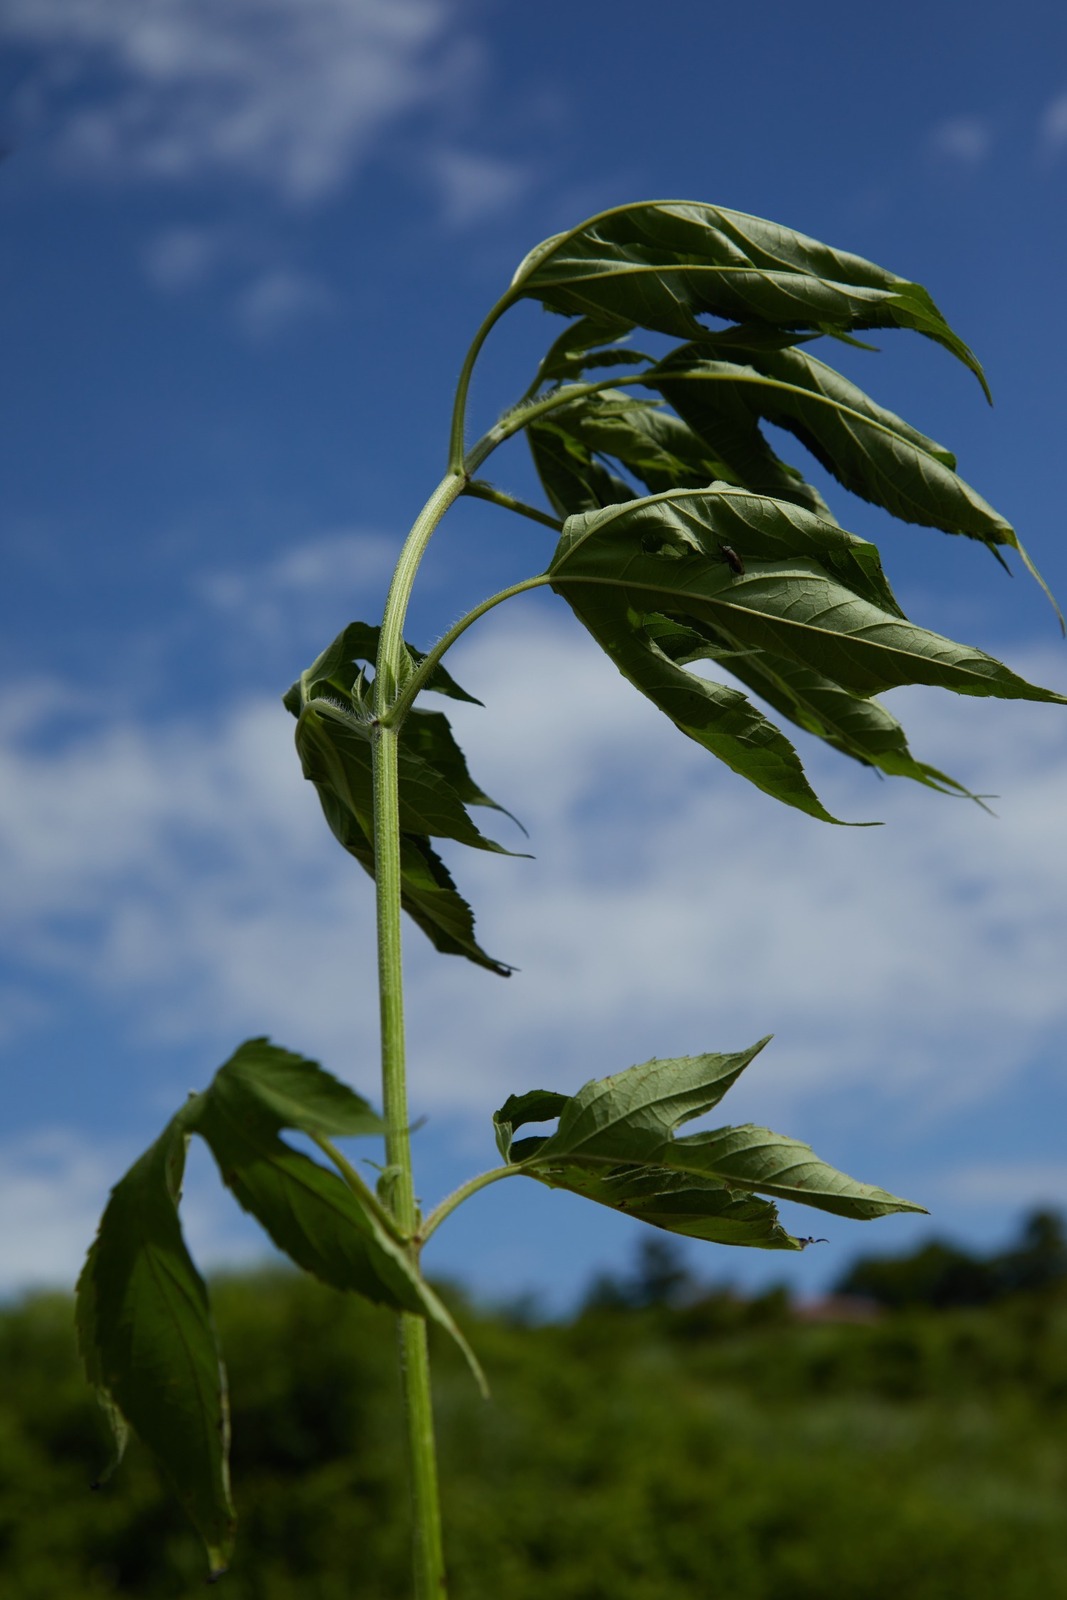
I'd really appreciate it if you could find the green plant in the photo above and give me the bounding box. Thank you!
[77,200,1064,1596]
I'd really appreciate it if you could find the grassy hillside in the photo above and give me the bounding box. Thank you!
[2,1230,1065,1598]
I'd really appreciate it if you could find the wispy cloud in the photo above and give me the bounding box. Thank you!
[2,614,1065,1138]
[197,529,397,634]
[934,1160,1067,1210]
[0,1128,274,1295]
[926,114,996,169]
[1039,90,1067,157]
[142,223,223,291]
[6,0,472,202]
[234,266,333,336]
[428,147,537,229]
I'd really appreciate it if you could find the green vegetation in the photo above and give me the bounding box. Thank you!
[11,1216,1067,1598]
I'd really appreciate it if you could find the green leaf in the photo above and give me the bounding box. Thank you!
[512,201,990,397]
[651,340,1013,549]
[648,614,983,799]
[531,312,653,387]
[537,391,735,498]
[401,707,526,833]
[187,1040,486,1394]
[196,1035,386,1141]
[76,1107,235,1577]
[550,487,1066,704]
[303,774,514,976]
[527,415,637,518]
[283,621,481,717]
[494,1042,925,1251]
[552,581,852,823]
[493,1089,570,1162]
[528,377,834,522]
[286,634,520,975]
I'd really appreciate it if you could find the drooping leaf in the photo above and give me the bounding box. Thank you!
[531,312,653,387]
[535,391,736,497]
[196,1035,386,1141]
[527,415,637,518]
[295,698,522,854]
[187,1040,486,1394]
[401,707,525,832]
[286,638,519,975]
[529,381,834,520]
[302,768,514,976]
[511,201,990,397]
[553,582,853,823]
[75,1106,235,1577]
[646,614,982,799]
[494,1042,924,1251]
[651,340,1014,549]
[550,487,1066,705]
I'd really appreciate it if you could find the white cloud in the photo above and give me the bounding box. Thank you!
[926,114,995,168]
[0,1127,280,1296]
[935,1161,1067,1209]
[142,224,222,291]
[197,528,397,633]
[6,0,471,201]
[234,266,333,335]
[0,1131,117,1294]
[428,147,536,229]
[1039,91,1067,156]
[1,612,1066,1150]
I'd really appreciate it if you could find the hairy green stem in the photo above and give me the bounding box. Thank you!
[418,1165,522,1245]
[464,478,564,532]
[448,287,521,472]
[309,1133,410,1243]
[373,468,470,1600]
[384,573,552,726]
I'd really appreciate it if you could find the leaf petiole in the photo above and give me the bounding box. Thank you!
[417,1165,524,1246]
[464,478,564,532]
[382,573,553,727]
[309,1132,412,1244]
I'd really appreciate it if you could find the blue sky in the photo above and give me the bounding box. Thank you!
[2,0,1066,1314]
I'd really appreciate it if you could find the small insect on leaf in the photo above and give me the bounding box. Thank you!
[719,544,745,576]
[797,1235,829,1247]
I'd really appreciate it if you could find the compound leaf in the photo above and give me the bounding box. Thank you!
[494,1042,924,1250]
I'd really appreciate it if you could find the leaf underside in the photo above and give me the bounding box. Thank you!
[76,1039,485,1574]
[546,487,1064,821]
[494,1040,925,1251]
[503,200,1062,829]
[287,623,517,976]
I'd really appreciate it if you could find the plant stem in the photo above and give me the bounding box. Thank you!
[309,1133,410,1243]
[418,1165,522,1245]
[373,469,469,1600]
[464,478,564,532]
[448,287,521,472]
[384,573,552,727]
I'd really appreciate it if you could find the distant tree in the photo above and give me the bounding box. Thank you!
[583,1237,697,1312]
[837,1208,1067,1309]
[995,1209,1067,1296]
